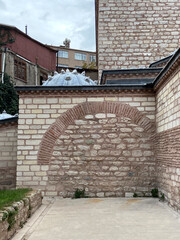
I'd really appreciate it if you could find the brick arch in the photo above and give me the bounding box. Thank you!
[38,101,154,164]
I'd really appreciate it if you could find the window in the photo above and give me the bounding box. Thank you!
[58,50,68,58]
[74,53,87,61]
[40,71,48,85]
[89,55,96,62]
[14,58,26,81]
[75,66,82,69]
[58,64,69,68]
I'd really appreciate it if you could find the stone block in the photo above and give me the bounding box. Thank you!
[97,192,104,197]
[109,166,118,171]
[72,98,86,103]
[95,113,106,118]
[132,150,142,157]
[125,192,134,198]
[59,98,71,104]
[33,98,46,104]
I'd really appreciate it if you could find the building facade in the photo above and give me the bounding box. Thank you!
[0,24,57,85]
[0,49,180,211]
[96,0,180,79]
[49,40,96,70]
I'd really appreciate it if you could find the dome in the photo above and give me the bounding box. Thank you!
[43,69,97,86]
[0,110,17,120]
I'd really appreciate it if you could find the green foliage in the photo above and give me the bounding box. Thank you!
[0,188,31,210]
[151,188,159,198]
[2,212,8,221]
[74,188,86,199]
[159,193,165,202]
[82,61,97,70]
[7,209,18,231]
[0,73,19,115]
[0,28,15,47]
[133,193,138,198]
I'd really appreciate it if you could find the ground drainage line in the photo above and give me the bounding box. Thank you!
[22,200,54,240]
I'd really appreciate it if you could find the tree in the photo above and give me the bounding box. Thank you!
[82,61,97,70]
[0,74,18,115]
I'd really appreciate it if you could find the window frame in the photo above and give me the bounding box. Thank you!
[74,53,87,61]
[14,58,27,82]
[89,55,96,63]
[40,71,48,85]
[58,50,69,59]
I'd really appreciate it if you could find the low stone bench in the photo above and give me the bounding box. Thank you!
[0,190,42,240]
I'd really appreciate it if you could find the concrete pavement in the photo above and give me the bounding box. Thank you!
[12,198,180,240]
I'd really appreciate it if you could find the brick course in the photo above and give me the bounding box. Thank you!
[155,126,180,211]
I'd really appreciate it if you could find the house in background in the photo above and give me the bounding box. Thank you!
[0,24,57,85]
[48,39,98,81]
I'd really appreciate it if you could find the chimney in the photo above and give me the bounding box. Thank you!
[63,38,71,48]
[25,25,27,34]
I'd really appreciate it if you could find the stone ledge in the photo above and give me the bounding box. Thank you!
[0,190,42,240]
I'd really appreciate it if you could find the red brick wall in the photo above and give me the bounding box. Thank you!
[155,66,180,210]
[155,127,180,210]
[97,0,180,79]
[6,29,56,71]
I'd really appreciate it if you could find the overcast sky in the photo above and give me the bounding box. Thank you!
[0,0,96,51]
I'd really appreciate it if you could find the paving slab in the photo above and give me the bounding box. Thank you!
[12,198,180,240]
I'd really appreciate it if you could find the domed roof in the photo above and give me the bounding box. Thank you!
[0,110,17,120]
[43,69,97,86]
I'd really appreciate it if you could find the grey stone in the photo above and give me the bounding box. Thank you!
[132,150,143,157]
[77,145,90,151]
[109,166,118,171]
[96,192,105,197]
[107,133,118,138]
[67,171,78,176]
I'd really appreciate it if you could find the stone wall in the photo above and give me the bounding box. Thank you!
[97,0,180,79]
[0,122,17,190]
[49,114,155,197]
[16,91,156,197]
[0,190,42,240]
[5,50,50,86]
[155,66,180,210]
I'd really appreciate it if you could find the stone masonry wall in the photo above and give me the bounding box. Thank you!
[156,67,180,211]
[49,114,155,197]
[16,92,156,197]
[0,123,17,190]
[98,0,180,79]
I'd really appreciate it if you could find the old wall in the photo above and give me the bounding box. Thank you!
[156,66,180,210]
[16,90,156,197]
[0,122,17,189]
[5,51,50,86]
[97,0,180,79]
